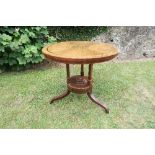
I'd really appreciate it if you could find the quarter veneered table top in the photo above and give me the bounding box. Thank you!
[42,41,118,64]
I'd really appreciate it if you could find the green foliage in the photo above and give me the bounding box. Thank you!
[48,26,107,41]
[0,26,56,70]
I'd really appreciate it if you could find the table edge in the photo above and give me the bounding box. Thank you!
[42,43,118,64]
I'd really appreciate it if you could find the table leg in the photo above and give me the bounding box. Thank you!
[66,64,70,82]
[81,64,84,76]
[87,64,109,113]
[50,64,71,104]
[50,90,70,104]
[87,92,109,113]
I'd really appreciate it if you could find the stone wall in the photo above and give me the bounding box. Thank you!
[92,26,155,60]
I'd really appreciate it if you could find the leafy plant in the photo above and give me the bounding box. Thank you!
[0,26,56,70]
[48,26,107,41]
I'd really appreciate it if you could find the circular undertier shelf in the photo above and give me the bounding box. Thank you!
[67,75,91,94]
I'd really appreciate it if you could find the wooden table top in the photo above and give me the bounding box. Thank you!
[42,41,118,64]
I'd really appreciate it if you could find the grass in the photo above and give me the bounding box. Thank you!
[0,60,155,128]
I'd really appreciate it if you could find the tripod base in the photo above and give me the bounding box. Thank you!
[50,64,109,113]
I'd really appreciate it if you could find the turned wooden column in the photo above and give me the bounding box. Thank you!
[81,64,84,76]
[88,64,93,92]
[66,64,70,82]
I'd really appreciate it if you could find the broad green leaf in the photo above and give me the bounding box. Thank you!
[1,41,9,46]
[23,45,38,54]
[48,36,57,43]
[29,46,38,54]
[10,41,20,50]
[28,31,36,38]
[19,34,30,44]
[17,57,27,65]
[0,34,12,41]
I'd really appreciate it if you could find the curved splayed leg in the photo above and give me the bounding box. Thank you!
[50,90,70,104]
[87,92,109,113]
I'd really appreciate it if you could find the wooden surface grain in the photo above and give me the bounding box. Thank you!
[42,41,118,64]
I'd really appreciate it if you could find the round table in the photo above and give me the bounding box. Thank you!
[42,41,118,113]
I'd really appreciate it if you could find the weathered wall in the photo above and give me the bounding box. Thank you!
[92,26,155,60]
